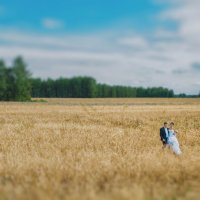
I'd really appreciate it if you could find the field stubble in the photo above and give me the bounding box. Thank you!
[0,98,200,200]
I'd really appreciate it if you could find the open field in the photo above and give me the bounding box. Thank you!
[0,98,200,200]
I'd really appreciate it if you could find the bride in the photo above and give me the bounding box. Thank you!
[168,122,182,155]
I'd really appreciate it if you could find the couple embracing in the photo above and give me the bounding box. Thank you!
[160,122,182,155]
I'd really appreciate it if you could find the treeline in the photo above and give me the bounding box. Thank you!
[0,57,176,101]
[31,77,174,98]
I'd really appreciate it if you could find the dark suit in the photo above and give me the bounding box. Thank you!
[160,127,169,145]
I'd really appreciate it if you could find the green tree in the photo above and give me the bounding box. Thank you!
[12,56,32,101]
[81,77,97,98]
[0,60,7,100]
[45,78,56,97]
[55,78,69,97]
[31,78,42,97]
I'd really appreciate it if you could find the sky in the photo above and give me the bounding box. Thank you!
[0,0,200,94]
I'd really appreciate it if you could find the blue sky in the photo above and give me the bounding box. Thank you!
[0,0,200,94]
[1,0,169,32]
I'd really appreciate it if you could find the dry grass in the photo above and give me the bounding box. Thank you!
[0,98,200,200]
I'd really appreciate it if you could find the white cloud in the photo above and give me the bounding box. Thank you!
[161,0,200,44]
[118,36,148,48]
[41,18,64,29]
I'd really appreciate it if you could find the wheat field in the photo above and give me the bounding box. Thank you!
[0,98,199,200]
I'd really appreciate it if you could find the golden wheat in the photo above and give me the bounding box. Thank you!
[0,98,199,200]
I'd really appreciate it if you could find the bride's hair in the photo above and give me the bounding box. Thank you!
[170,122,174,125]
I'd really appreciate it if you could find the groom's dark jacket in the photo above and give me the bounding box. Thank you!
[160,127,169,144]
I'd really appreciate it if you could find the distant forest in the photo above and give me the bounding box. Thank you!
[31,78,174,98]
[0,57,198,101]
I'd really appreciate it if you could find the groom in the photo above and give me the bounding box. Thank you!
[160,122,169,148]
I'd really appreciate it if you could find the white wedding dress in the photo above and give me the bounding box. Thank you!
[168,129,182,155]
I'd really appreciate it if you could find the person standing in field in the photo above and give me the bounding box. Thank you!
[160,122,169,149]
[167,122,182,155]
